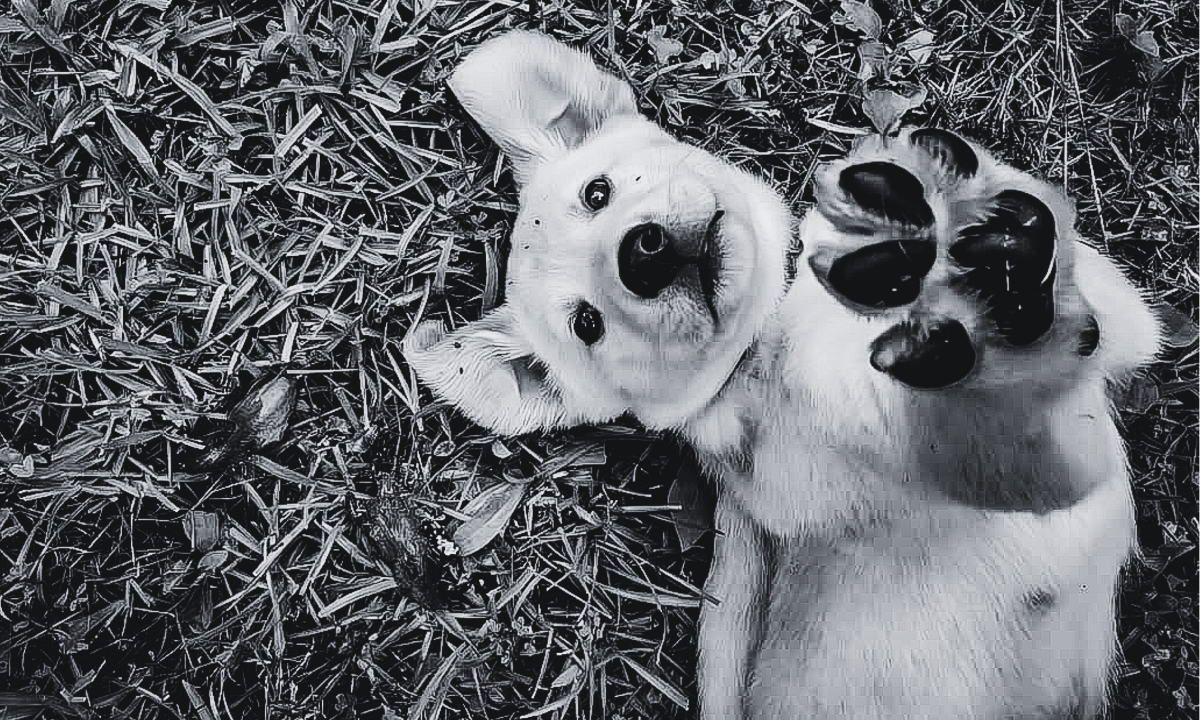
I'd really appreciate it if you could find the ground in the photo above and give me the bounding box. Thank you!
[0,1,1195,719]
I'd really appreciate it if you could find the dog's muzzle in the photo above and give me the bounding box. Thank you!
[618,212,724,313]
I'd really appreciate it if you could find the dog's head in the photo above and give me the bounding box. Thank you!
[404,31,791,434]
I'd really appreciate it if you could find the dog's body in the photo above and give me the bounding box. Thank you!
[404,31,1161,719]
[691,290,1142,718]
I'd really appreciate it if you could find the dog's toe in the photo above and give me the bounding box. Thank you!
[870,318,976,389]
[827,240,936,308]
[910,128,979,179]
[839,162,935,228]
[951,190,1057,346]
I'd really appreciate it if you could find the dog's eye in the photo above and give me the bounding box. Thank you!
[582,178,611,211]
[573,303,605,345]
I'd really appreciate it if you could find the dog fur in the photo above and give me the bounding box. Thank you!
[403,31,1161,720]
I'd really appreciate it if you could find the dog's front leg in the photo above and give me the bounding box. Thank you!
[697,493,767,720]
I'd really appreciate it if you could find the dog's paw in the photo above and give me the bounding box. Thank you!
[950,188,1057,347]
[807,128,1088,390]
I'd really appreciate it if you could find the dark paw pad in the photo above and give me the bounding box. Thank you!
[984,283,1055,346]
[910,128,979,178]
[951,190,1055,272]
[839,162,934,227]
[870,319,976,389]
[1077,315,1100,357]
[827,240,937,308]
[951,190,1057,346]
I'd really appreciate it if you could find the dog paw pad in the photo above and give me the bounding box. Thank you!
[951,190,1057,346]
[984,288,1056,346]
[910,128,979,178]
[869,318,976,389]
[839,162,935,227]
[828,240,936,308]
[951,190,1056,273]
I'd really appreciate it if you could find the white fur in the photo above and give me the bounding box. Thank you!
[403,32,1162,720]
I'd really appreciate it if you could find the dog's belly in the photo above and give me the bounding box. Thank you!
[744,480,1134,720]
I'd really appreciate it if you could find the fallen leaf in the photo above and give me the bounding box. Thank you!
[833,0,882,40]
[197,549,229,572]
[453,481,525,555]
[857,41,889,81]
[862,84,927,135]
[1129,29,1160,58]
[647,26,684,64]
[184,510,221,552]
[550,663,581,688]
[7,455,34,478]
[366,496,440,606]
[899,29,936,65]
[1115,13,1165,81]
[490,439,513,459]
[228,371,297,448]
[188,369,297,471]
[1114,13,1137,38]
[667,457,715,551]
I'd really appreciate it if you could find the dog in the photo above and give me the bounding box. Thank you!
[403,31,1162,719]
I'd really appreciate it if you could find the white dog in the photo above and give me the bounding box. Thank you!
[404,31,1161,720]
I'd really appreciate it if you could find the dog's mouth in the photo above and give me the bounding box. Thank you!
[697,210,725,324]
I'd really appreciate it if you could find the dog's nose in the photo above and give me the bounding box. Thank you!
[619,223,686,298]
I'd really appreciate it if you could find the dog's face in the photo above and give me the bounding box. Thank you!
[506,118,791,423]
[405,32,790,434]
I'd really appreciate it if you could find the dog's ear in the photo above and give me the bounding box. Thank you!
[403,309,574,435]
[449,30,640,184]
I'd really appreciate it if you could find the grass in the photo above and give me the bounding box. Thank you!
[0,0,1194,718]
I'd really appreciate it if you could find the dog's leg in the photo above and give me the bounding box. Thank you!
[698,494,767,720]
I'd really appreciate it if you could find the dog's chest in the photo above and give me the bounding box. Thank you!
[687,346,921,535]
